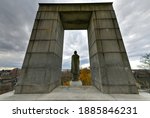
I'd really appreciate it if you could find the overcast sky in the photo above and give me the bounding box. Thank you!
[0,0,150,70]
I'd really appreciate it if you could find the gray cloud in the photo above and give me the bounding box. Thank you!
[114,0,150,63]
[0,0,37,45]
[0,0,38,68]
[62,30,89,69]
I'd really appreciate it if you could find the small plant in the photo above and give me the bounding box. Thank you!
[79,68,92,86]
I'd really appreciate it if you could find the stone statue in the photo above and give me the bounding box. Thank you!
[71,51,80,81]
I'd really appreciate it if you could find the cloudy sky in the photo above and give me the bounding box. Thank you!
[0,0,150,70]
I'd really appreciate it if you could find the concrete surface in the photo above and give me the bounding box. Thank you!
[0,86,150,101]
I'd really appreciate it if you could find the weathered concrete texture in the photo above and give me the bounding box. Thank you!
[88,10,138,94]
[15,3,138,94]
[15,11,64,93]
[1,86,150,101]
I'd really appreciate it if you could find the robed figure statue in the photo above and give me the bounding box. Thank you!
[71,51,80,81]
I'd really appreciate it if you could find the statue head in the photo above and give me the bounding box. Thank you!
[74,51,77,55]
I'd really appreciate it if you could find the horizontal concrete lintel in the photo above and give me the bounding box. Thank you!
[38,3,113,12]
[39,2,113,5]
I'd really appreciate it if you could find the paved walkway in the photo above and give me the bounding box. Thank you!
[0,86,150,101]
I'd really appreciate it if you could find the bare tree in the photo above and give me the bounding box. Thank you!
[138,53,150,69]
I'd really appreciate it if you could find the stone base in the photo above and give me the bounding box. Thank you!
[70,80,82,87]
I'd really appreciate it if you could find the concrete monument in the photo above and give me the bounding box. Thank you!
[15,3,138,94]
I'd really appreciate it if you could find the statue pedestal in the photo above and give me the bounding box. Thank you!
[70,80,82,87]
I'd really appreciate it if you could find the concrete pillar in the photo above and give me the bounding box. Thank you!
[88,10,138,93]
[15,9,64,93]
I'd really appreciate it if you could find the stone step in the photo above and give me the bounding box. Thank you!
[0,86,150,101]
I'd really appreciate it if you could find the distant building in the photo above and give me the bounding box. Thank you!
[133,69,150,89]
[0,68,20,94]
[0,70,10,77]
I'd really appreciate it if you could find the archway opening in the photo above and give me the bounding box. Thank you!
[61,30,92,86]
